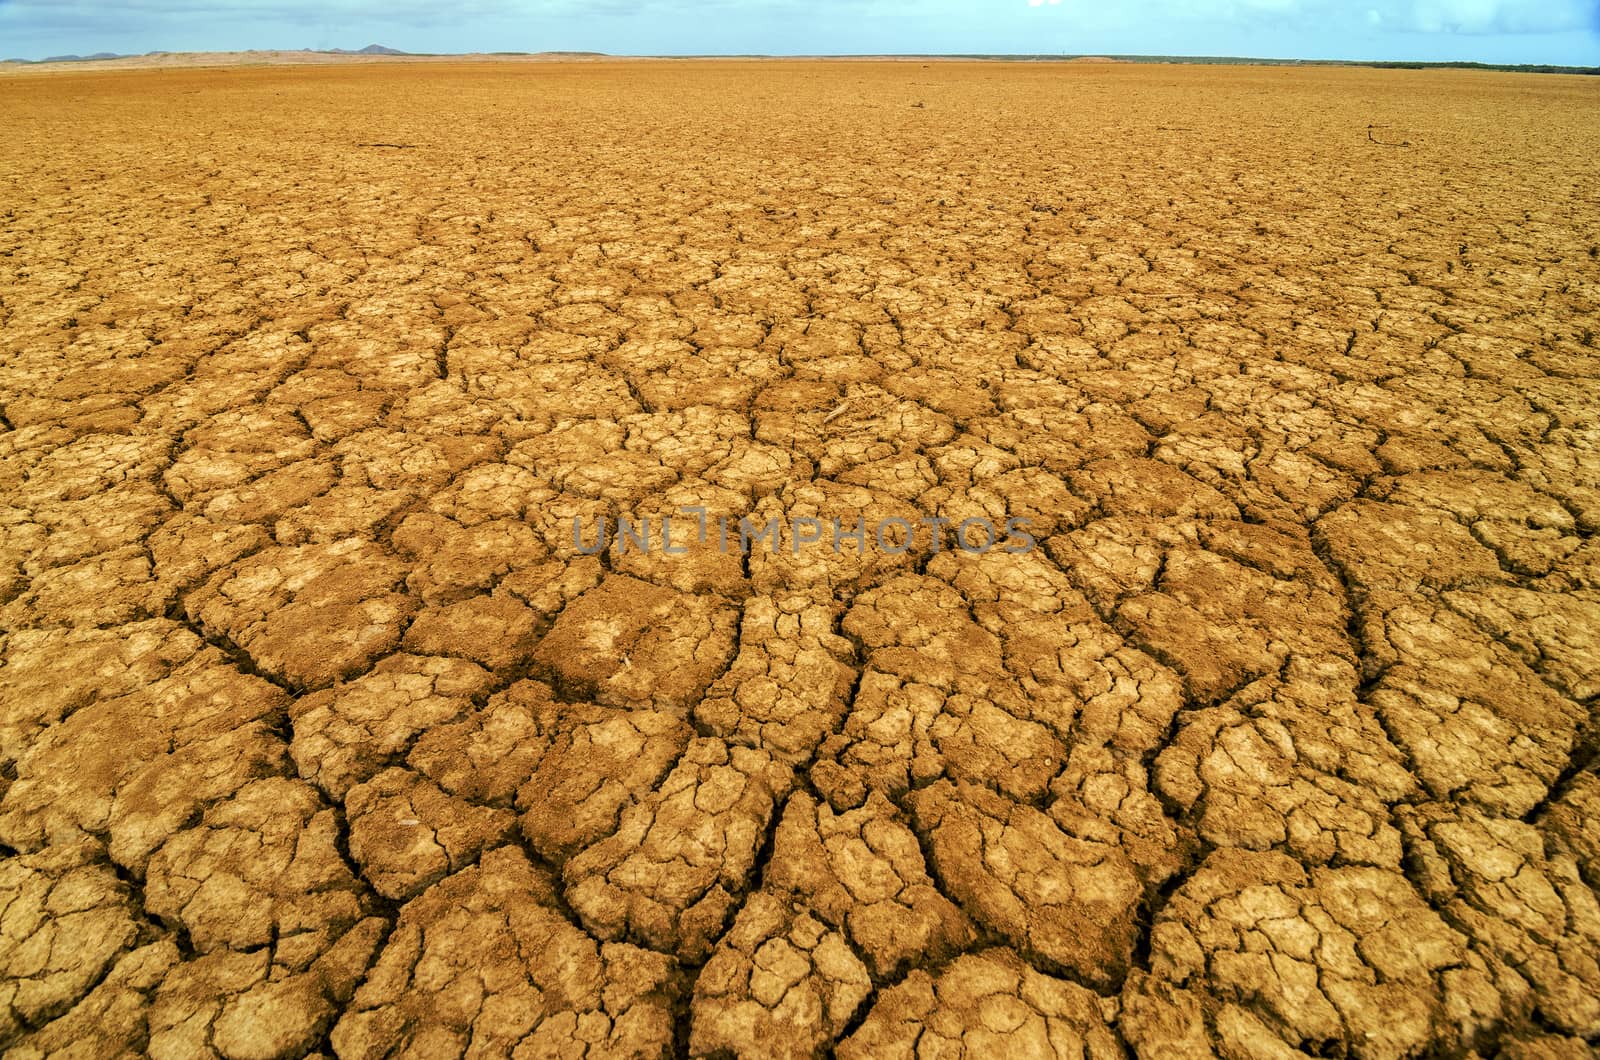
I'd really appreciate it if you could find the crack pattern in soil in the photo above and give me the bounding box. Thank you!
[1,59,1598,1058]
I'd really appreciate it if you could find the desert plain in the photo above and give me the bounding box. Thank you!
[1,58,1598,1057]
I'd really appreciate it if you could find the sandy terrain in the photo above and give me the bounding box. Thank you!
[1,59,1597,1057]
[0,51,619,74]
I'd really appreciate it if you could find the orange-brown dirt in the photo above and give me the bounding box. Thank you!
[1,60,1598,1058]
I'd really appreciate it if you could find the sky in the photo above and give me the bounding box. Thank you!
[2,0,1597,65]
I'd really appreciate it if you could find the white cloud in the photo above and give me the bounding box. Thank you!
[1024,0,1596,35]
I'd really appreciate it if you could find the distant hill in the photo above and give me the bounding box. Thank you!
[324,44,407,56]
[33,52,127,63]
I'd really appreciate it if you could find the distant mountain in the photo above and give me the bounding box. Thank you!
[322,44,408,56]
[33,52,127,63]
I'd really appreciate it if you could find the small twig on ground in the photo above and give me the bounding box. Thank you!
[1366,124,1410,148]
[357,142,416,149]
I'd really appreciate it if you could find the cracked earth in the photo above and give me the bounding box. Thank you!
[2,60,1598,1057]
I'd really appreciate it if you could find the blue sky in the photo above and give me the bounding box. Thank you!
[2,0,1597,65]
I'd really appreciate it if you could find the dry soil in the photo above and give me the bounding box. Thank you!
[1,60,1598,1058]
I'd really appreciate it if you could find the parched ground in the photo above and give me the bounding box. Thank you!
[1,60,1598,1058]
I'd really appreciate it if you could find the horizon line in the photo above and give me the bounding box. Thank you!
[5,47,1599,74]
